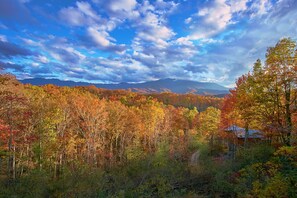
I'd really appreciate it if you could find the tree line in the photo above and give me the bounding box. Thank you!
[0,37,296,197]
[221,38,297,146]
[0,75,221,182]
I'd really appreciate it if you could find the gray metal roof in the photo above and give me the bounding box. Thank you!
[225,125,263,138]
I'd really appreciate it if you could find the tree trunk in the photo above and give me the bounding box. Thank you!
[7,99,15,181]
[244,123,249,148]
[285,85,291,146]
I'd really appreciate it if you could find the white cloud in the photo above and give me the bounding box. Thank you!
[59,2,101,26]
[188,0,249,39]
[48,45,86,65]
[76,1,100,21]
[154,0,179,14]
[139,0,155,14]
[190,0,232,39]
[250,0,272,18]
[142,11,159,26]
[185,17,192,24]
[58,2,125,53]
[37,55,49,64]
[229,0,249,13]
[185,0,297,85]
[80,56,152,83]
[0,35,7,42]
[109,0,137,12]
[87,27,110,47]
[31,62,39,67]
[134,5,175,49]
[137,22,174,48]
[59,7,87,26]
[5,0,296,85]
[128,0,200,79]
[104,0,139,19]
[22,38,40,46]
[84,26,126,53]
[65,47,86,60]
[204,1,231,29]
[175,37,194,47]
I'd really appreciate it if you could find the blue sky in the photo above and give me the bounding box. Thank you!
[0,0,296,87]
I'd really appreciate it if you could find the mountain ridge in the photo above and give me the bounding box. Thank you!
[20,78,229,95]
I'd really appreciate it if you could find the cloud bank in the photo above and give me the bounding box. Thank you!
[0,0,296,87]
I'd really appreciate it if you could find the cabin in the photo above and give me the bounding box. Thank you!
[225,125,264,158]
[225,125,263,142]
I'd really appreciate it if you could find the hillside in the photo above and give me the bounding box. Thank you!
[20,78,229,95]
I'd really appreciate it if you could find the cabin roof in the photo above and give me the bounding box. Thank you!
[225,125,263,138]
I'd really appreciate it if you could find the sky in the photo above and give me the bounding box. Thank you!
[0,0,296,87]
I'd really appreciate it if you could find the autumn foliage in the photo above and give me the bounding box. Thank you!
[0,38,296,197]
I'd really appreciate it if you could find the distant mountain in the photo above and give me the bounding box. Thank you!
[20,78,229,95]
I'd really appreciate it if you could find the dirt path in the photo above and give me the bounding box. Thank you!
[190,150,200,165]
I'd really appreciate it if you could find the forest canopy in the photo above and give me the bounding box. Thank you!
[0,38,296,197]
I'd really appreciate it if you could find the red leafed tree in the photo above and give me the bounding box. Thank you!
[221,89,242,130]
[0,74,28,180]
[0,119,9,154]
